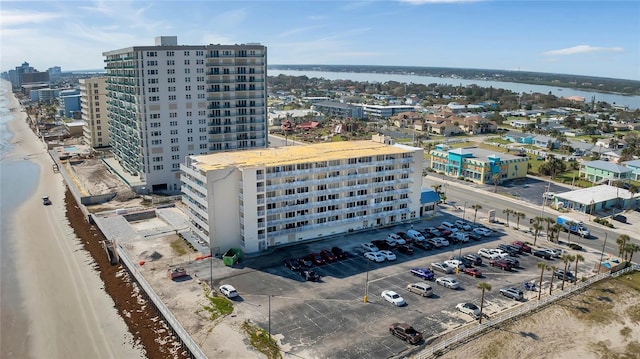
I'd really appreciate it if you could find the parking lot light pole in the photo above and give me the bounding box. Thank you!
[463,201,468,221]
[268,295,271,336]
[364,260,370,303]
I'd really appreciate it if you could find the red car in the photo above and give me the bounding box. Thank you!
[489,259,513,271]
[308,253,325,266]
[320,249,337,262]
[512,241,532,254]
[463,267,482,278]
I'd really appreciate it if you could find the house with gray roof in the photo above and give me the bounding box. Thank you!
[579,160,633,184]
[623,160,640,181]
[533,135,559,149]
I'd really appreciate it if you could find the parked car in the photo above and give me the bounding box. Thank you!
[500,287,524,300]
[512,241,532,253]
[431,262,454,274]
[497,244,520,256]
[397,244,415,255]
[502,256,520,268]
[567,243,584,251]
[440,221,459,233]
[450,232,470,243]
[418,229,435,239]
[362,243,379,252]
[454,220,472,231]
[435,276,460,289]
[407,229,426,242]
[284,258,301,271]
[468,232,483,241]
[379,250,397,261]
[464,267,483,277]
[364,251,385,263]
[383,237,399,247]
[464,253,483,266]
[533,249,552,259]
[612,214,627,223]
[300,270,321,282]
[489,259,513,270]
[491,249,510,258]
[449,255,473,268]
[410,268,435,280]
[428,237,449,247]
[406,282,433,297]
[331,246,347,260]
[444,259,465,271]
[320,249,337,262]
[473,227,492,237]
[308,253,325,266]
[42,196,52,205]
[456,302,480,318]
[381,290,406,306]
[413,241,433,251]
[397,232,414,242]
[389,323,423,344]
[372,239,393,251]
[423,227,442,237]
[554,269,576,282]
[387,233,406,245]
[478,248,500,260]
[219,284,238,298]
[297,257,313,268]
[547,248,565,258]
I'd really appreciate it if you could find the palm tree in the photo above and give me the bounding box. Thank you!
[514,211,525,229]
[616,235,630,257]
[492,174,501,193]
[537,262,548,300]
[565,221,575,245]
[532,222,543,246]
[548,265,558,295]
[624,244,640,263]
[544,217,555,239]
[573,254,584,284]
[551,224,563,243]
[627,185,638,210]
[561,254,576,290]
[477,282,492,323]
[502,209,513,227]
[471,204,482,224]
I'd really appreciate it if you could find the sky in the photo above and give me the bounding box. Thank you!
[1,0,639,80]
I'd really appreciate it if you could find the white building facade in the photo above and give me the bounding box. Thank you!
[181,138,424,254]
[79,76,110,148]
[103,36,267,192]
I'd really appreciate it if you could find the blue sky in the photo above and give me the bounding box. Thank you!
[1,0,639,80]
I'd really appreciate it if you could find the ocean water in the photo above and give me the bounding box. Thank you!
[0,81,40,358]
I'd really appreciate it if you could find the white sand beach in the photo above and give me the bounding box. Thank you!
[0,82,143,359]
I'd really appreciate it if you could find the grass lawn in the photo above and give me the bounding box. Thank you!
[485,137,511,145]
[555,169,593,188]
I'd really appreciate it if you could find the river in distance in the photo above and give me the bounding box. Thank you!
[269,69,640,110]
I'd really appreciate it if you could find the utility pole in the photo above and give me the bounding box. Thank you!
[540,180,552,217]
[598,233,608,273]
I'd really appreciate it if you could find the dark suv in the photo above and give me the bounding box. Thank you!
[464,253,483,266]
[389,323,423,344]
[554,269,576,282]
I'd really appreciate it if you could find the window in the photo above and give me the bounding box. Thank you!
[168,78,175,83]
[185,68,190,74]
[184,59,190,65]
[147,69,158,75]
[146,60,157,66]
[167,69,175,74]
[166,51,174,56]
[185,85,191,91]
[186,94,191,99]
[168,95,176,101]
[167,60,175,66]
[146,51,157,57]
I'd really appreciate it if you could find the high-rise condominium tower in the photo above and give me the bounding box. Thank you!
[103,36,267,192]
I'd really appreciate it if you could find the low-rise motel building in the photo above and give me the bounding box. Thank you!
[181,135,424,254]
[429,144,528,184]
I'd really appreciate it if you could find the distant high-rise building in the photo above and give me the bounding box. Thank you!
[103,36,268,193]
[79,77,110,148]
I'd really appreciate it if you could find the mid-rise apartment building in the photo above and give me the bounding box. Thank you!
[103,36,267,192]
[80,76,110,148]
[181,136,424,254]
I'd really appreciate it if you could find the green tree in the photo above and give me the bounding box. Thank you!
[627,185,638,210]
[477,282,492,323]
[503,209,513,227]
[471,204,482,224]
[532,222,543,246]
[537,262,548,300]
[623,243,640,263]
[548,265,558,295]
[492,174,501,193]
[616,235,630,257]
[573,254,584,284]
[561,254,576,290]
[544,217,555,239]
[514,211,526,229]
[565,221,575,245]
[550,224,563,242]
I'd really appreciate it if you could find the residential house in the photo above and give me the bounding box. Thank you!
[503,132,534,145]
[533,135,559,149]
[458,115,497,135]
[579,160,633,184]
[623,160,640,181]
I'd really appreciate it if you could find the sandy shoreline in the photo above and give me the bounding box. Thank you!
[0,83,144,359]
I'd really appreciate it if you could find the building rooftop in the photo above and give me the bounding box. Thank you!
[583,160,632,174]
[555,185,639,205]
[433,146,524,161]
[191,140,418,171]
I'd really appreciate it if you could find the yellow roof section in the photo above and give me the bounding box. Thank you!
[193,140,417,171]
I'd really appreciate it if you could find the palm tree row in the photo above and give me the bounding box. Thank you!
[616,235,640,264]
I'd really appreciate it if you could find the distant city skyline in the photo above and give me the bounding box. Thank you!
[1,0,638,80]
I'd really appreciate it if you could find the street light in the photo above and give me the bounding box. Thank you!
[363,259,370,303]
[590,199,595,221]
[462,201,468,221]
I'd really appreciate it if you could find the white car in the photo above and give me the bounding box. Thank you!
[435,276,460,289]
[407,229,426,242]
[444,259,465,271]
[386,233,405,245]
[219,284,238,298]
[543,192,556,200]
[450,232,470,243]
[473,227,492,237]
[362,243,379,252]
[431,262,453,274]
[364,251,386,263]
[381,290,406,306]
[454,220,472,231]
[456,302,480,318]
[478,248,500,260]
[440,222,459,233]
[379,250,397,261]
[491,249,509,258]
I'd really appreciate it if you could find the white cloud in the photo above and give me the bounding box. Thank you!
[0,9,63,28]
[544,45,624,56]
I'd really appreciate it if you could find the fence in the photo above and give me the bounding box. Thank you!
[117,246,208,359]
[416,264,640,359]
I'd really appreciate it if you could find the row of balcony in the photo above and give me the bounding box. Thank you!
[264,204,411,227]
[265,188,412,206]
[264,158,414,179]
[264,171,411,191]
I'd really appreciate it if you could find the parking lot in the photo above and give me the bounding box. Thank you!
[183,212,601,358]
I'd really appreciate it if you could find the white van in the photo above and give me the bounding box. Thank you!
[440,222,458,232]
[406,282,433,297]
[407,229,426,242]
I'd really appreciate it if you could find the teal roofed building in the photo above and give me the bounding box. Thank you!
[579,160,633,184]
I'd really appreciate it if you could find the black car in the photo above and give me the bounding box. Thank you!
[612,214,627,223]
[497,244,520,256]
[533,250,552,259]
[397,244,414,255]
[464,253,483,266]
[297,257,313,268]
[331,246,347,260]
[284,258,301,271]
[502,256,520,268]
[554,269,576,282]
[418,230,435,239]
[300,270,321,282]
[372,239,393,251]
[413,241,433,251]
[397,232,413,243]
[450,255,473,268]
